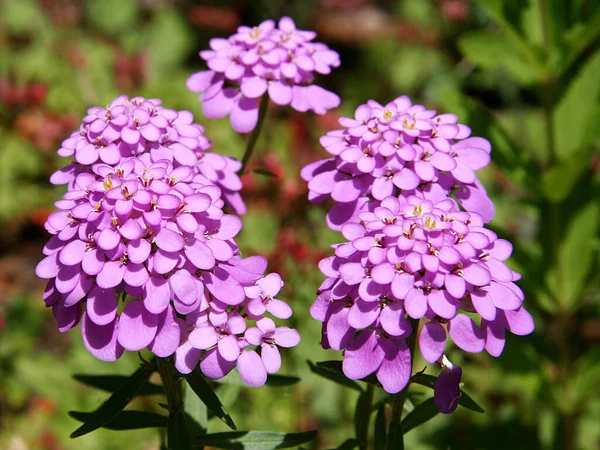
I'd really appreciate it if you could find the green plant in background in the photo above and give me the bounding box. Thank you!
[0,0,599,449]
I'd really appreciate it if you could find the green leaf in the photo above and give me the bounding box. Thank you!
[459,31,545,85]
[333,438,359,449]
[374,404,387,450]
[69,363,155,438]
[85,0,139,36]
[562,10,600,74]
[410,373,485,413]
[308,361,363,392]
[401,398,439,434]
[69,410,167,430]
[541,149,594,202]
[385,422,403,450]
[558,201,600,307]
[73,374,165,396]
[185,370,236,430]
[193,430,318,450]
[168,411,192,450]
[184,382,207,440]
[264,374,300,387]
[553,49,600,159]
[353,387,374,447]
[253,168,278,178]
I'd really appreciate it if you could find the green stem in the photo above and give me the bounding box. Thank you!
[157,357,184,413]
[238,94,270,175]
[357,384,375,450]
[388,318,420,438]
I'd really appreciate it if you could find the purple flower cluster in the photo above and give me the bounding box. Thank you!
[51,95,247,214]
[306,96,534,412]
[187,17,340,133]
[36,96,300,387]
[302,96,496,230]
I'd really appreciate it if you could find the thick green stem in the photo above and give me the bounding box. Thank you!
[238,94,270,175]
[157,357,184,413]
[388,318,420,436]
[357,384,375,450]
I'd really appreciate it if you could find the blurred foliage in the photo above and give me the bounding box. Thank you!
[0,0,599,449]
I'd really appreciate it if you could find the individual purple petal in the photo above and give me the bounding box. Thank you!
[189,325,218,349]
[273,327,301,347]
[218,334,240,361]
[147,306,180,358]
[377,339,411,394]
[230,97,259,133]
[448,314,485,353]
[261,344,282,373]
[96,261,126,289]
[117,300,159,351]
[82,314,124,362]
[419,322,446,363]
[155,228,184,252]
[175,341,202,374]
[238,350,267,387]
[200,347,235,379]
[434,364,462,414]
[86,285,118,326]
[268,81,293,105]
[342,330,385,380]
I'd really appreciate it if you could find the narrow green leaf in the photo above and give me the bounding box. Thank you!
[168,411,192,450]
[193,430,318,450]
[401,398,439,434]
[459,31,544,84]
[458,391,485,414]
[308,361,363,392]
[185,371,236,430]
[184,382,207,440]
[253,168,278,177]
[70,364,155,438]
[558,201,600,307]
[73,374,164,396]
[69,410,167,430]
[541,150,593,202]
[333,438,359,449]
[374,404,387,450]
[385,422,403,450]
[354,387,373,447]
[264,374,300,387]
[553,49,600,159]
[410,373,436,390]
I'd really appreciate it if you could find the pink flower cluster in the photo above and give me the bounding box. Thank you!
[305,96,533,412]
[51,95,247,214]
[187,16,340,133]
[36,96,300,387]
[302,95,495,230]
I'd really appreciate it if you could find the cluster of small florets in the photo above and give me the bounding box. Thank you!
[187,16,340,133]
[36,96,299,386]
[306,96,534,412]
[51,95,247,214]
[301,96,495,230]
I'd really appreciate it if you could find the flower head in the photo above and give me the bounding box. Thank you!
[306,95,533,410]
[187,17,341,133]
[51,95,246,214]
[301,95,495,230]
[36,96,299,387]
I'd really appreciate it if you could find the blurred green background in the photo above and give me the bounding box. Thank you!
[0,0,599,449]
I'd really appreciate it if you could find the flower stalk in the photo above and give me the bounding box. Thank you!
[157,357,184,413]
[239,94,270,175]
